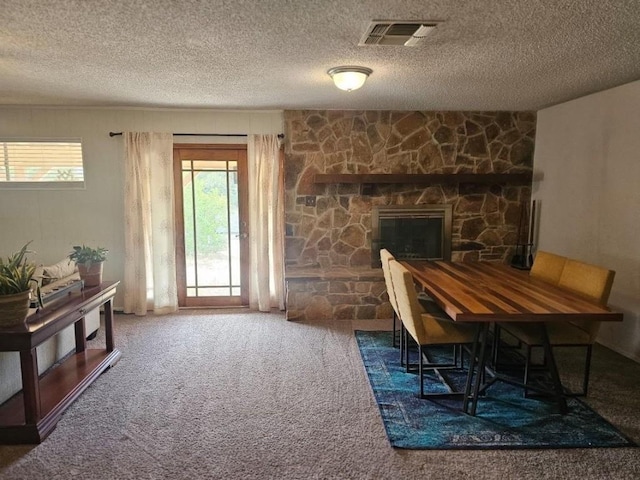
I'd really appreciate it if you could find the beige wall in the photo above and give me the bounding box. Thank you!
[0,107,283,308]
[533,80,640,361]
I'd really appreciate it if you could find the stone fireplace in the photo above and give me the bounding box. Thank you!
[371,204,452,267]
[283,110,535,321]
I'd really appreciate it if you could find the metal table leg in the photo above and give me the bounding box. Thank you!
[537,322,568,414]
[463,323,483,414]
[469,323,490,416]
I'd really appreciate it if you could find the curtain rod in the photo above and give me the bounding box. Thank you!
[109,131,284,139]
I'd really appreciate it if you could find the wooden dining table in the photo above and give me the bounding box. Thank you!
[401,260,623,416]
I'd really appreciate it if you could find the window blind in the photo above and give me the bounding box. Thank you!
[0,140,85,188]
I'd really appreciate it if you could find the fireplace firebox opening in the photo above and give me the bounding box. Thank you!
[371,204,452,267]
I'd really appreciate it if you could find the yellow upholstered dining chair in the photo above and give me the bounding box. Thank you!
[493,250,567,364]
[529,251,567,285]
[492,250,567,358]
[500,258,615,396]
[388,259,475,398]
[380,249,439,368]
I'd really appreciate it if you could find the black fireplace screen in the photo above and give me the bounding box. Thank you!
[371,205,452,267]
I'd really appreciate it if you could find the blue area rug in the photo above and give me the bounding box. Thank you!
[355,330,637,450]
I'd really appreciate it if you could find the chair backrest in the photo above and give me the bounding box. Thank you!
[530,251,567,285]
[558,259,615,305]
[380,249,399,317]
[388,259,426,344]
[558,258,616,340]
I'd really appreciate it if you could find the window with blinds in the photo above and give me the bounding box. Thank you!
[0,140,85,189]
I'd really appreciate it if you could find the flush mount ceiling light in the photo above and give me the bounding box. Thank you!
[327,66,373,92]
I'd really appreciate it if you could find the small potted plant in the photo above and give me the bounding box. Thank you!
[69,245,108,288]
[0,242,42,327]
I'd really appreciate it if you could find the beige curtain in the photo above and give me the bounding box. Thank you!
[123,132,178,315]
[247,134,285,311]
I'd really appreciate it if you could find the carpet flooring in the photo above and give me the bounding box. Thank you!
[0,312,639,479]
[356,330,636,449]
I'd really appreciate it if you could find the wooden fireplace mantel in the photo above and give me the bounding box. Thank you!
[312,172,532,185]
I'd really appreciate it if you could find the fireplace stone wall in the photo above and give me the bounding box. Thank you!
[283,110,535,321]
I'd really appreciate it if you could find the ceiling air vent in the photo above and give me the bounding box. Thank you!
[360,21,440,46]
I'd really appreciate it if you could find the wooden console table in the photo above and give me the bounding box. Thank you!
[0,281,121,444]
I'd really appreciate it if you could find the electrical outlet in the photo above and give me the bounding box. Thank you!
[305,196,316,207]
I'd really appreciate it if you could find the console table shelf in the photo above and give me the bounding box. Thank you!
[0,281,120,444]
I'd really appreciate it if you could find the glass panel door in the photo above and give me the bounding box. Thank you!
[174,145,248,307]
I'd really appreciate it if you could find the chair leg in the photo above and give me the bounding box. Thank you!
[392,311,397,347]
[523,344,532,397]
[452,344,464,369]
[399,323,404,364]
[400,324,406,366]
[418,345,424,397]
[404,327,411,371]
[581,344,593,397]
[492,323,501,366]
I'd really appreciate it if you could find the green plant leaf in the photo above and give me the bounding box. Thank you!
[0,241,36,295]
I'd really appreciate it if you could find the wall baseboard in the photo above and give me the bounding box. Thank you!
[596,339,640,364]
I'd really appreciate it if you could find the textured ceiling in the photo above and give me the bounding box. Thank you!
[1,0,639,111]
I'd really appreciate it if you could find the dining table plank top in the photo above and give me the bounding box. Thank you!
[401,260,623,324]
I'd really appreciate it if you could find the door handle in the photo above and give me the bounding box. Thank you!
[235,233,248,239]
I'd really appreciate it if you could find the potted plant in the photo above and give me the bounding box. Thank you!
[0,242,42,327]
[69,245,108,288]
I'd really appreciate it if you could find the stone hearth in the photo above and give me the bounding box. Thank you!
[285,266,388,321]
